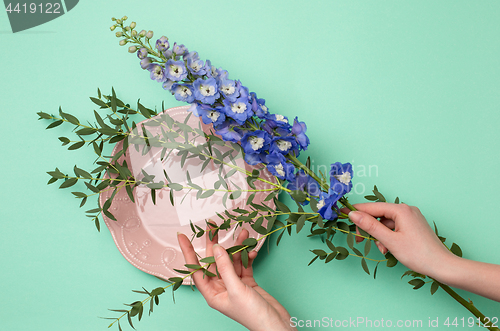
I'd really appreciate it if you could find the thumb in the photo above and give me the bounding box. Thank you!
[348,211,394,244]
[213,244,244,292]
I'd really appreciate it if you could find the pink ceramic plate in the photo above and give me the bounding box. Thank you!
[99,106,275,284]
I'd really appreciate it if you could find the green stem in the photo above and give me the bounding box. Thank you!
[339,197,356,212]
[287,154,328,192]
[438,283,499,331]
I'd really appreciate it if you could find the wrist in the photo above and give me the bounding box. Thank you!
[247,313,295,331]
[426,251,462,285]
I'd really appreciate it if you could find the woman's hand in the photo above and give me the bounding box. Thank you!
[349,202,500,302]
[177,227,296,331]
[348,203,451,277]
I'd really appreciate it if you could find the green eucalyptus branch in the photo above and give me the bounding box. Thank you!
[40,86,497,330]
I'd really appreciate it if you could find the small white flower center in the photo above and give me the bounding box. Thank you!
[334,172,351,185]
[261,105,268,114]
[231,102,247,114]
[275,164,285,177]
[190,62,201,72]
[207,111,220,122]
[275,114,288,123]
[200,84,216,96]
[177,86,192,97]
[222,84,235,95]
[317,199,325,210]
[169,64,184,78]
[211,67,218,77]
[249,137,264,151]
[276,140,292,152]
[153,66,163,78]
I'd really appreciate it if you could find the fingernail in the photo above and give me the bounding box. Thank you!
[213,244,223,259]
[348,211,362,225]
[177,232,182,236]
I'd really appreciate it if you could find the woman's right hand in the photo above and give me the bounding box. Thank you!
[349,203,500,302]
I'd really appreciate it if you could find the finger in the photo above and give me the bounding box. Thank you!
[340,207,351,215]
[241,250,257,279]
[177,233,209,288]
[212,243,244,292]
[375,241,388,255]
[348,210,395,244]
[232,228,250,277]
[380,218,395,229]
[352,202,409,221]
[355,226,364,243]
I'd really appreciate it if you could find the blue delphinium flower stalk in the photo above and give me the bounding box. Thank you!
[112,18,356,217]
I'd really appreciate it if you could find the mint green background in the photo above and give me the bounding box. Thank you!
[1,1,499,330]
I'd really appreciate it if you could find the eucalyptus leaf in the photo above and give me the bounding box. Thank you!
[430,281,439,295]
[450,243,462,257]
[364,239,372,256]
[46,120,63,129]
[347,232,354,249]
[241,248,249,268]
[242,238,258,247]
[59,178,77,189]
[296,214,306,233]
[408,278,425,290]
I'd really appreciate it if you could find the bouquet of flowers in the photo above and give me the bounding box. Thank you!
[37,16,498,331]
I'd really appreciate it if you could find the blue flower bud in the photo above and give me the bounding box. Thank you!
[155,36,169,52]
[140,57,152,69]
[137,48,148,59]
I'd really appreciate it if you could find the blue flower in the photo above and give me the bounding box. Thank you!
[193,77,220,105]
[172,42,188,57]
[219,79,239,102]
[205,60,228,83]
[263,113,292,137]
[196,104,226,127]
[244,152,266,165]
[140,57,153,69]
[237,83,250,100]
[250,92,268,119]
[214,119,244,143]
[287,170,322,197]
[155,36,170,52]
[171,83,195,103]
[162,80,174,91]
[241,130,271,155]
[164,42,188,59]
[329,162,353,196]
[317,191,341,220]
[185,52,206,76]
[292,117,310,150]
[137,48,148,59]
[266,152,295,181]
[269,136,298,156]
[223,97,252,125]
[147,63,166,82]
[165,59,188,81]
